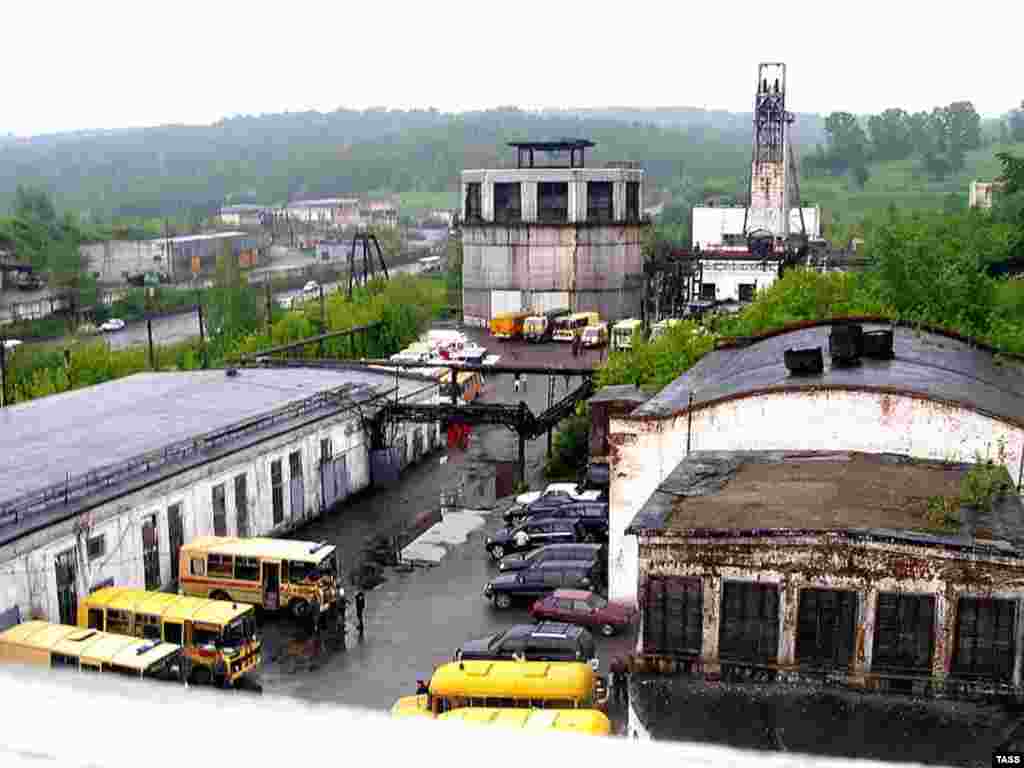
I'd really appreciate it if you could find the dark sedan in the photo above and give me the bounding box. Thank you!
[529,589,637,636]
[485,518,582,561]
[484,563,597,609]
[498,543,606,574]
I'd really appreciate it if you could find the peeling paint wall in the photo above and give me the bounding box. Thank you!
[609,389,1024,607]
[636,534,1024,690]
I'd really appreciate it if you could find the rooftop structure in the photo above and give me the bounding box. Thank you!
[507,139,595,169]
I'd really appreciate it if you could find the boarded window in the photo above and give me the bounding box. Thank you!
[626,182,640,220]
[642,576,703,657]
[795,588,857,669]
[493,182,522,223]
[872,593,935,674]
[212,483,226,536]
[538,182,569,223]
[465,183,482,221]
[719,582,779,664]
[271,459,284,524]
[952,597,1016,682]
[587,182,613,223]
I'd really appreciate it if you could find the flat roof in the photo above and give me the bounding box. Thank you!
[85,587,251,625]
[0,366,433,541]
[631,320,1024,426]
[627,450,1024,552]
[507,140,595,150]
[183,535,336,563]
[161,232,247,244]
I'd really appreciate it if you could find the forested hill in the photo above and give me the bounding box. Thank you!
[0,107,773,218]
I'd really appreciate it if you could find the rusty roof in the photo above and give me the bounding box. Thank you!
[629,321,1024,426]
[626,450,1024,553]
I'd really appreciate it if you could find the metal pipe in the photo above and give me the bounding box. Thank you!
[1017,442,1023,494]
[686,392,694,455]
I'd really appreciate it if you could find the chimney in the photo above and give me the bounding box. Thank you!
[784,347,824,375]
[862,329,895,360]
[829,323,863,367]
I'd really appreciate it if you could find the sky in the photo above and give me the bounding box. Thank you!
[3,0,1022,137]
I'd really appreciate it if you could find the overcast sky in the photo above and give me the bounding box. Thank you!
[3,0,1021,137]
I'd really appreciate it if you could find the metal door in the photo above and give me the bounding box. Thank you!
[212,484,226,536]
[333,453,349,504]
[167,504,183,583]
[234,476,248,538]
[795,588,857,668]
[142,514,160,591]
[289,451,304,521]
[719,581,779,664]
[54,548,78,626]
[642,576,703,657]
[873,593,935,674]
[262,562,281,610]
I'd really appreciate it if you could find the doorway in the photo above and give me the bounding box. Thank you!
[262,562,281,610]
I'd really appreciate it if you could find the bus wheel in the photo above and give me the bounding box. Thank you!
[191,666,212,686]
[210,590,231,602]
[494,594,512,609]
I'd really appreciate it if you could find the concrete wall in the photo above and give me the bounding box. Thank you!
[462,223,646,326]
[637,533,1024,692]
[608,389,1024,607]
[0,387,439,624]
[81,240,164,284]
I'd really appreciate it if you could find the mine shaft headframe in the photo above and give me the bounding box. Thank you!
[752,62,794,166]
[348,230,390,299]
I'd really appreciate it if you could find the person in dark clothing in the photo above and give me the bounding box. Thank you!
[416,679,429,696]
[355,590,366,634]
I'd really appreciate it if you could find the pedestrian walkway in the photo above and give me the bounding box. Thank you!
[400,508,493,564]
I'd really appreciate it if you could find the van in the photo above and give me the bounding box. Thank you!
[552,312,599,342]
[580,322,608,348]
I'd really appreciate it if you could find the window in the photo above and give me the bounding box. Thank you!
[164,623,183,644]
[193,626,219,647]
[86,535,105,561]
[738,283,756,302]
[795,588,857,669]
[543,571,564,587]
[719,581,779,664]
[106,609,131,635]
[212,483,226,536]
[234,475,248,538]
[320,438,332,465]
[271,459,284,524]
[587,182,613,223]
[493,182,522,223]
[952,597,1015,681]
[135,615,161,641]
[234,556,260,582]
[207,554,234,578]
[573,600,591,613]
[465,182,482,221]
[289,450,303,483]
[189,557,206,577]
[700,283,717,300]
[287,560,315,584]
[538,182,569,223]
[872,593,935,674]
[626,182,640,220]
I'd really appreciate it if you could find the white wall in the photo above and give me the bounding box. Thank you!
[698,259,779,301]
[691,206,821,249]
[608,389,1024,607]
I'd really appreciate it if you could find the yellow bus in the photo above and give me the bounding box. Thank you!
[0,620,183,682]
[489,311,531,340]
[391,660,607,719]
[441,371,482,404]
[580,322,609,348]
[178,536,342,623]
[438,707,611,736]
[78,586,261,687]
[552,312,599,342]
[611,318,643,351]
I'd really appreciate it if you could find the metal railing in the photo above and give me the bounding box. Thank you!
[0,381,392,531]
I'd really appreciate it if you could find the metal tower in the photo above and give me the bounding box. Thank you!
[348,231,390,298]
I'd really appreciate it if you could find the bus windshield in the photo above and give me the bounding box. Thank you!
[222,616,257,648]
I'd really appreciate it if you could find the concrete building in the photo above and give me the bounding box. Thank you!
[0,365,440,626]
[280,198,399,229]
[81,232,257,284]
[460,140,649,327]
[218,204,270,228]
[606,320,1024,612]
[691,206,821,251]
[970,180,1005,210]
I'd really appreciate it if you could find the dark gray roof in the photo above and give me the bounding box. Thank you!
[626,450,1024,554]
[589,384,650,406]
[0,367,431,511]
[631,321,1024,426]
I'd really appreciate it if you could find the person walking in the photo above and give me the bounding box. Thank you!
[355,590,366,635]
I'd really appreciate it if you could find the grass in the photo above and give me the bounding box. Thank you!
[397,190,458,214]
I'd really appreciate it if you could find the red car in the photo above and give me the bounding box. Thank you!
[529,589,636,637]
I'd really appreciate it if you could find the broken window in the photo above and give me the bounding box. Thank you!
[872,593,935,674]
[587,182,613,223]
[493,183,522,223]
[212,483,226,536]
[537,182,569,223]
[719,581,779,664]
[795,588,857,669]
[642,576,703,657]
[952,597,1016,682]
[626,182,640,220]
[464,182,482,221]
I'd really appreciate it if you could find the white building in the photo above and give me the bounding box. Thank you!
[218,204,270,227]
[691,206,821,251]
[0,366,440,626]
[605,320,1024,610]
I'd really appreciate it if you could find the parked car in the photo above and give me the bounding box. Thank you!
[514,482,602,507]
[484,562,598,609]
[2,339,22,351]
[503,493,577,524]
[498,543,606,573]
[507,499,609,532]
[485,519,583,561]
[530,589,637,637]
[454,622,597,667]
[99,318,125,332]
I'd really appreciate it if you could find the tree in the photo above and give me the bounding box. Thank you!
[867,108,913,162]
[13,185,57,227]
[944,101,982,170]
[1010,101,1024,143]
[824,112,870,173]
[908,111,935,156]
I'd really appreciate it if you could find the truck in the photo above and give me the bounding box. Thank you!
[489,311,531,340]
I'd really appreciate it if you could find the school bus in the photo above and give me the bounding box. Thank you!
[611,318,643,351]
[439,707,611,736]
[0,620,183,682]
[523,308,570,343]
[391,660,607,718]
[78,586,261,687]
[552,312,600,342]
[441,371,482,404]
[580,322,609,348]
[489,311,530,339]
[649,318,682,341]
[179,536,342,622]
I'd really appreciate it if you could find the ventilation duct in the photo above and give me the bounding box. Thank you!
[784,347,824,375]
[862,329,895,360]
[829,323,863,366]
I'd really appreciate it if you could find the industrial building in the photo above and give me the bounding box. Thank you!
[460,139,649,326]
[218,204,271,228]
[606,320,1024,612]
[278,198,399,229]
[81,232,258,284]
[0,365,440,628]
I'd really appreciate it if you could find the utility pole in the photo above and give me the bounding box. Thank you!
[196,291,207,369]
[265,280,273,335]
[546,375,555,458]
[318,284,326,358]
[147,319,156,371]
[0,336,7,408]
